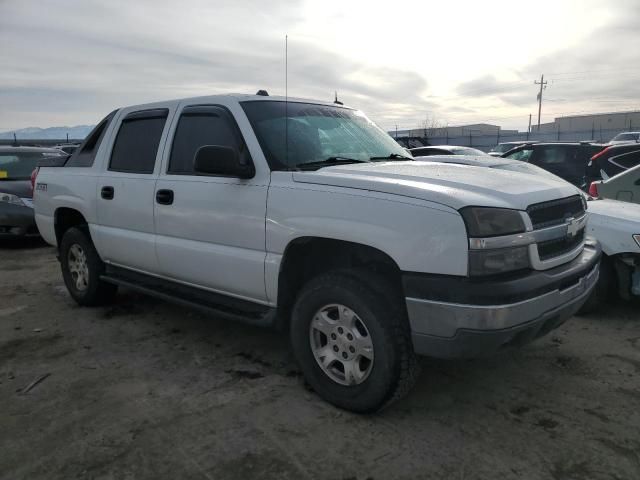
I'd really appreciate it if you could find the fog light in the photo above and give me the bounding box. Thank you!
[469,246,530,276]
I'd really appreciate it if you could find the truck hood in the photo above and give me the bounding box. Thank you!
[587,199,640,254]
[292,160,580,210]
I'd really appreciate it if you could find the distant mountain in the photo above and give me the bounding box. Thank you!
[0,125,94,140]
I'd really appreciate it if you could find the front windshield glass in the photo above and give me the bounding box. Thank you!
[241,101,409,170]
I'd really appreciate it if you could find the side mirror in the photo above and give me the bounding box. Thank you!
[194,145,254,178]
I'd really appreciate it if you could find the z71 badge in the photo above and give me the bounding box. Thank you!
[36,183,47,191]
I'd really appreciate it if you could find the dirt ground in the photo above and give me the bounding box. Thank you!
[1,239,639,480]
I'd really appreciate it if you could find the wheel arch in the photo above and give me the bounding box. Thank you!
[54,207,89,248]
[275,236,404,329]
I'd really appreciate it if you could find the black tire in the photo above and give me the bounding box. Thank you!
[59,226,117,306]
[577,255,615,315]
[290,270,419,413]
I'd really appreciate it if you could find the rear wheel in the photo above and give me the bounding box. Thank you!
[290,271,419,413]
[60,227,117,306]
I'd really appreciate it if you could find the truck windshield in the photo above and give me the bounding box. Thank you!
[241,101,410,170]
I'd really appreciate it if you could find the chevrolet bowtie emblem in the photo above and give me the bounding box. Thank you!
[566,217,580,237]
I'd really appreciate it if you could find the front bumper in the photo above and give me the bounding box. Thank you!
[0,202,38,237]
[404,241,601,358]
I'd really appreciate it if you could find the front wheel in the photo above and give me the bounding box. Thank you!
[290,271,419,413]
[60,227,117,306]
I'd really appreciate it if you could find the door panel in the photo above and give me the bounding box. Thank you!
[94,175,159,272]
[154,177,268,301]
[154,103,269,303]
[93,107,171,273]
[530,146,582,185]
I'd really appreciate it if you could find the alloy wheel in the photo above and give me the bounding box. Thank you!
[309,303,375,386]
[67,244,89,291]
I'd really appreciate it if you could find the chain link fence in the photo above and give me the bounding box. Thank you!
[396,128,625,152]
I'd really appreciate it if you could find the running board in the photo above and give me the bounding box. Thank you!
[101,266,276,328]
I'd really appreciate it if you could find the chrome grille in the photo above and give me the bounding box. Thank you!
[537,228,585,261]
[527,195,585,230]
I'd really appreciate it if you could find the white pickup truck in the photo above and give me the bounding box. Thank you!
[33,93,601,412]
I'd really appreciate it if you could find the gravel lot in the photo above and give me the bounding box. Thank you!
[1,239,639,480]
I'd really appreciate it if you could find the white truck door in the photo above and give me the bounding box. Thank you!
[93,108,171,274]
[154,104,269,304]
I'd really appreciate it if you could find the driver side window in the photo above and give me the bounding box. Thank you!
[168,106,249,175]
[506,148,533,162]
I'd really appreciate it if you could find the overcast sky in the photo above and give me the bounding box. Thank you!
[1,0,639,132]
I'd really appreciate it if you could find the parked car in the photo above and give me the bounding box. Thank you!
[0,146,65,237]
[411,154,566,181]
[410,145,487,157]
[585,142,640,185]
[488,141,538,157]
[33,93,600,412]
[502,142,605,189]
[589,163,640,204]
[582,198,640,309]
[609,131,640,145]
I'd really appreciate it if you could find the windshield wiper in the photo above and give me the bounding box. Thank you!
[294,157,370,170]
[369,153,413,161]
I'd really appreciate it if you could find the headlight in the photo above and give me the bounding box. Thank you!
[468,246,530,276]
[634,234,640,248]
[0,192,26,206]
[460,207,526,237]
[461,207,530,276]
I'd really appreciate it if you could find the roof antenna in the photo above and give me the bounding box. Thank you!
[334,91,343,106]
[285,34,289,167]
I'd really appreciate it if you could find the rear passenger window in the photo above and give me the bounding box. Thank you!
[168,106,247,175]
[66,110,117,167]
[109,109,168,173]
[613,149,640,169]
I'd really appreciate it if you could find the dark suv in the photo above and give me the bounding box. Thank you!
[502,142,605,189]
[584,143,640,186]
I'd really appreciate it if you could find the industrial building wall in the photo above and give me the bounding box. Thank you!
[556,111,640,132]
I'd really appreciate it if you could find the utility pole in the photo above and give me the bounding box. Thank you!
[528,114,532,134]
[395,124,398,139]
[534,74,547,131]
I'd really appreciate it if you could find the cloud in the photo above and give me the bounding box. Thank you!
[0,0,432,130]
[1,0,638,133]
[453,0,640,122]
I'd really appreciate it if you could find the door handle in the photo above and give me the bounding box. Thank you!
[156,189,174,205]
[101,186,114,200]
